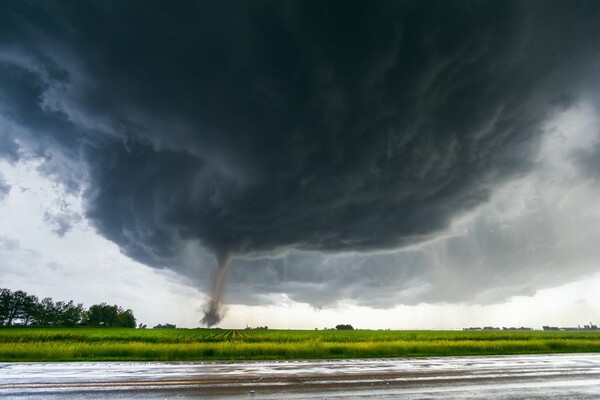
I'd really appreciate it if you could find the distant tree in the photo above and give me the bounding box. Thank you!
[32,297,57,326]
[0,289,135,328]
[85,303,118,326]
[84,303,136,327]
[57,301,84,326]
[153,323,176,329]
[4,290,22,325]
[116,309,136,328]
[30,298,82,326]
[335,324,354,330]
[21,293,39,325]
[0,288,11,326]
[3,290,36,326]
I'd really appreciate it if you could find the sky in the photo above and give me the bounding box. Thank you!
[1,1,600,329]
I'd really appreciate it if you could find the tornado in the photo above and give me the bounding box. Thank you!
[201,251,231,327]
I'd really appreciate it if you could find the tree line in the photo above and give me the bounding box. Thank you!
[0,288,136,328]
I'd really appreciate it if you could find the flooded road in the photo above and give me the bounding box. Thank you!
[1,353,599,399]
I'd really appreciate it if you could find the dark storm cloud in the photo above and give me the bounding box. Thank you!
[1,1,600,309]
[221,173,600,309]
[0,49,83,191]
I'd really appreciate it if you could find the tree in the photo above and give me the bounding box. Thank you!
[0,288,136,328]
[116,309,136,328]
[335,324,354,330]
[32,297,57,326]
[21,293,39,325]
[84,303,137,327]
[28,298,83,326]
[84,303,118,326]
[4,290,36,326]
[0,288,11,326]
[56,301,84,326]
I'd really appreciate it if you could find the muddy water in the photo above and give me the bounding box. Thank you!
[1,353,599,399]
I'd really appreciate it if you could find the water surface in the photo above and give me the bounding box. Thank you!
[1,353,599,399]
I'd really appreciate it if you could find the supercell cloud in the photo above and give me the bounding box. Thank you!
[1,1,600,324]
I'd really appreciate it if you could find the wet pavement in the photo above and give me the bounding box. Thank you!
[1,353,599,399]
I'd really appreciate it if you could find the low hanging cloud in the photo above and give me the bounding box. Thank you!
[1,1,600,323]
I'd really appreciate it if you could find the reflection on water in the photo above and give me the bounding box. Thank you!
[1,353,599,399]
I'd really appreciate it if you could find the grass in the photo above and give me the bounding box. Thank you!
[0,327,599,362]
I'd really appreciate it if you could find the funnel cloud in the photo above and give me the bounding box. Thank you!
[1,1,600,323]
[201,252,231,327]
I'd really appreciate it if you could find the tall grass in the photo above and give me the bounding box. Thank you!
[0,327,598,362]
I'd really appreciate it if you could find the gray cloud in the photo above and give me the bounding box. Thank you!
[216,146,600,309]
[572,141,600,179]
[44,210,81,237]
[1,1,600,311]
[0,173,10,200]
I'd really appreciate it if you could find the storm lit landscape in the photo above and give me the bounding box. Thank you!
[1,1,600,398]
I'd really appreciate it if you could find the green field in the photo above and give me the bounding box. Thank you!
[1,327,599,362]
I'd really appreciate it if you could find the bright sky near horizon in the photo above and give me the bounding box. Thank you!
[1,1,600,329]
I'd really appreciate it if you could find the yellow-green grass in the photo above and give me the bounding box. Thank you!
[0,327,599,362]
